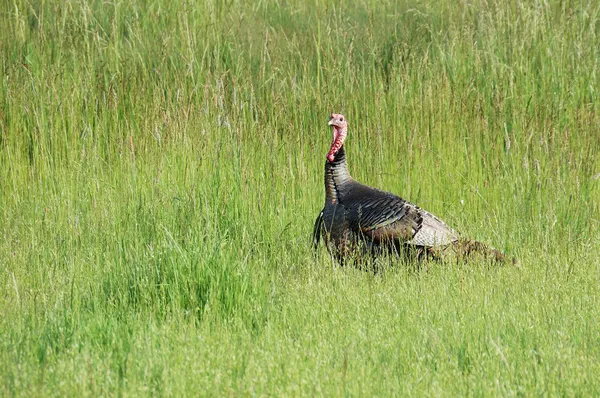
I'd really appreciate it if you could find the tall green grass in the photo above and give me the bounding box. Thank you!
[1,0,599,395]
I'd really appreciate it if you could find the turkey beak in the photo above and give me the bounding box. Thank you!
[328,119,335,126]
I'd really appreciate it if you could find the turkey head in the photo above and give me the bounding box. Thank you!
[327,113,347,162]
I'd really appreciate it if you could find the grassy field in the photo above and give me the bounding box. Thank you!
[1,0,600,395]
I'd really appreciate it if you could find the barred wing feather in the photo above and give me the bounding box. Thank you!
[347,186,458,247]
[407,209,458,247]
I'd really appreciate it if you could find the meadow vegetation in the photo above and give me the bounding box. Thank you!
[1,0,599,395]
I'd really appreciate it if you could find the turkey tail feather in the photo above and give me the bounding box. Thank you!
[450,239,518,265]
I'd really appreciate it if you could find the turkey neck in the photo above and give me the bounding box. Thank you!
[325,145,353,204]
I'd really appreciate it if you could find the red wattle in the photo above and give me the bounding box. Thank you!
[327,136,343,162]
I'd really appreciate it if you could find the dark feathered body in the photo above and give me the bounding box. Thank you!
[313,145,509,266]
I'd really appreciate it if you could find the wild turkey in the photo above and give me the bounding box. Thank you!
[313,113,512,267]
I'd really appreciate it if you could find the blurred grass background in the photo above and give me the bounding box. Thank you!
[1,0,599,395]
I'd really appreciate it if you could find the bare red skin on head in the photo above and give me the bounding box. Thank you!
[327,113,347,162]
[327,128,346,162]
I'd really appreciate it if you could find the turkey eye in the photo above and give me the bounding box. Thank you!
[340,117,344,121]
